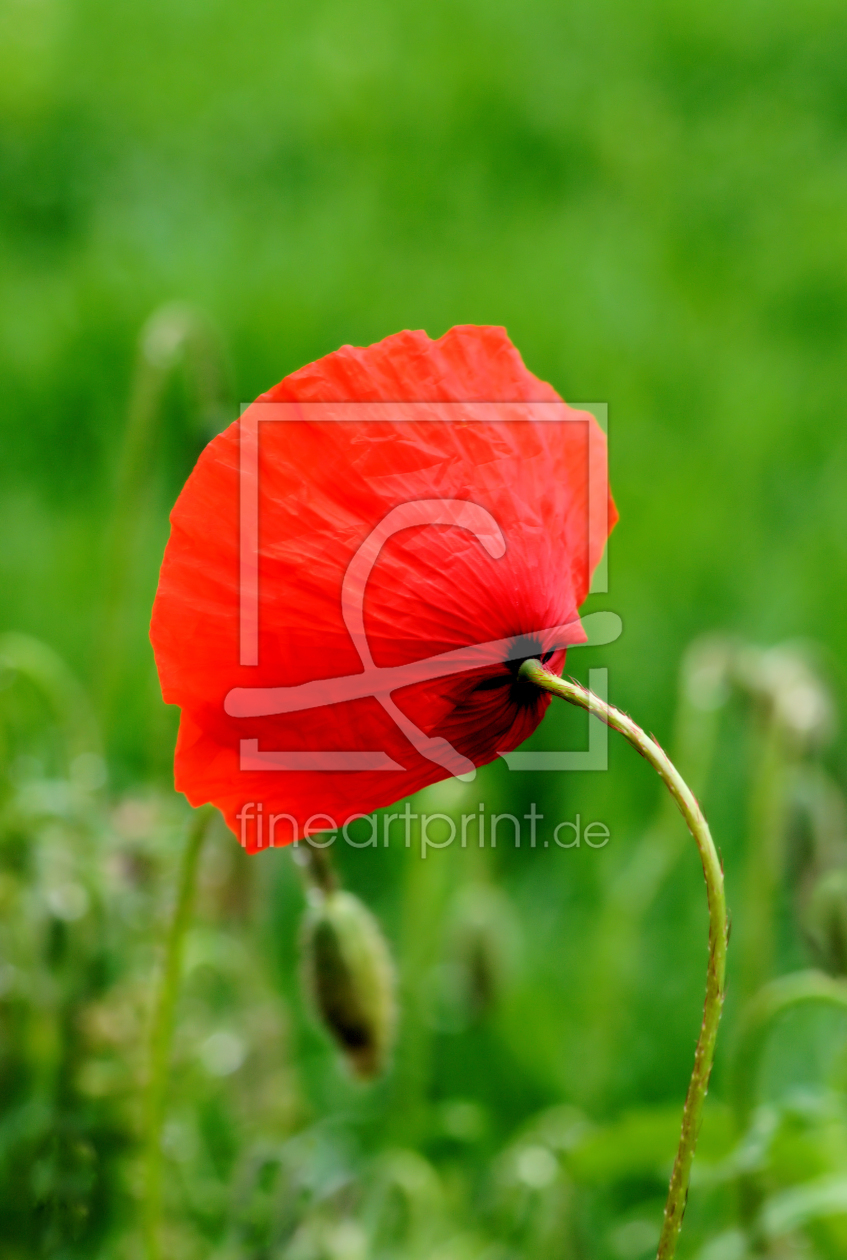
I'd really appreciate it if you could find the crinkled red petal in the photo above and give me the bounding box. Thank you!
[150,325,617,849]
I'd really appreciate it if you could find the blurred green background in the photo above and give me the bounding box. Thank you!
[2,0,847,1256]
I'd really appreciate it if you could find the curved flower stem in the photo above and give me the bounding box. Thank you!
[143,805,214,1260]
[519,660,728,1260]
[579,641,728,1108]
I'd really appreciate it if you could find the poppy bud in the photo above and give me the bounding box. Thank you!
[301,888,396,1079]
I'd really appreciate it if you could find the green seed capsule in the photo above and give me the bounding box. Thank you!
[301,888,396,1079]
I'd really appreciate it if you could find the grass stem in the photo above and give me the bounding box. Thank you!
[142,805,214,1260]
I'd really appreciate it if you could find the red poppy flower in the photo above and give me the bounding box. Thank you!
[151,325,616,851]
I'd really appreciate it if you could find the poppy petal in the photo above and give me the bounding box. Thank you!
[150,326,616,850]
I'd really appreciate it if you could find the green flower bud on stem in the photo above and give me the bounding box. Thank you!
[301,887,396,1079]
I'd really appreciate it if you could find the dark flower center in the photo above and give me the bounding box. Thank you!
[473,647,556,709]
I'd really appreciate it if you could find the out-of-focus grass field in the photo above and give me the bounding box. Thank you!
[2,1,847,1256]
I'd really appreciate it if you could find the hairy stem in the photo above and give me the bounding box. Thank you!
[579,641,727,1107]
[143,805,214,1260]
[519,660,728,1260]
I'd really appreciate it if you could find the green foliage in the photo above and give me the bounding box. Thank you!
[2,0,847,1255]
